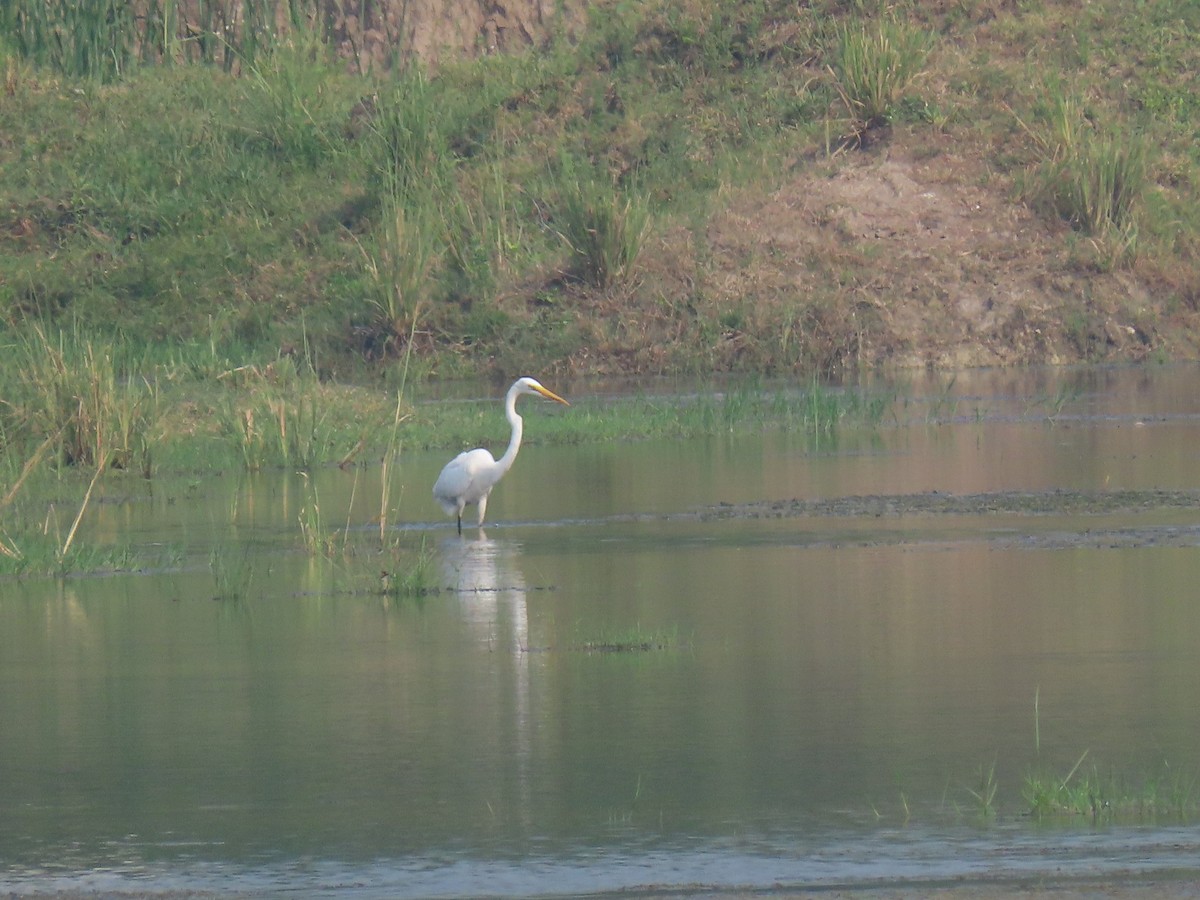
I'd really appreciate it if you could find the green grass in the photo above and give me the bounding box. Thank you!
[965,759,999,820]
[209,542,256,601]
[377,538,439,600]
[831,16,932,134]
[405,379,891,452]
[0,324,159,475]
[946,689,1200,825]
[214,364,359,471]
[0,2,1198,381]
[1023,754,1198,823]
[554,156,652,289]
[1019,92,1149,267]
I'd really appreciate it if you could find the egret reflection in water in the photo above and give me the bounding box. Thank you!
[439,531,536,822]
[440,531,529,646]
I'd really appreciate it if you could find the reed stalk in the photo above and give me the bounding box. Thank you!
[59,460,106,562]
[2,0,331,77]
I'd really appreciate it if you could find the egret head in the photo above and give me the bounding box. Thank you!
[515,377,570,406]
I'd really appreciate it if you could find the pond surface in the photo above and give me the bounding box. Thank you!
[3,366,1200,896]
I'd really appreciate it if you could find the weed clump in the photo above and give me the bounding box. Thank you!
[1022,94,1148,268]
[1,325,158,476]
[555,159,652,290]
[831,16,932,143]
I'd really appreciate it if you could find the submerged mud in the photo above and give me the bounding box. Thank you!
[664,489,1200,550]
[696,489,1200,520]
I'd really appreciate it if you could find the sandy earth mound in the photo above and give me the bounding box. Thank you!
[705,139,1183,369]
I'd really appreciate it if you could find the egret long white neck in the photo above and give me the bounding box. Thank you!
[495,385,525,474]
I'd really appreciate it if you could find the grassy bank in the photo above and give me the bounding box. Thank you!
[2,0,1198,380]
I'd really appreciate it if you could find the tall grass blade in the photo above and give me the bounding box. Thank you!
[60,460,105,563]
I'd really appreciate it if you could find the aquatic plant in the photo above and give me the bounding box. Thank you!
[214,361,361,471]
[297,472,335,558]
[423,379,891,452]
[378,538,438,600]
[209,543,255,601]
[965,759,999,820]
[1022,754,1198,823]
[0,517,139,577]
[575,623,681,654]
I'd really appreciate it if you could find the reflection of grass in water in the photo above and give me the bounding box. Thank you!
[575,624,681,654]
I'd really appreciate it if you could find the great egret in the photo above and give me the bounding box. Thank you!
[433,377,570,533]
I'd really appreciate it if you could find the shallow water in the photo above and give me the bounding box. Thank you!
[3,366,1200,896]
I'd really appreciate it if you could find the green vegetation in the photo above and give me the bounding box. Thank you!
[2,0,1196,380]
[899,751,1200,827]
[209,542,255,601]
[555,157,652,290]
[574,623,682,654]
[0,325,158,475]
[1018,93,1149,267]
[413,379,889,451]
[927,691,1200,825]
[965,759,999,820]
[831,15,932,141]
[1023,753,1197,823]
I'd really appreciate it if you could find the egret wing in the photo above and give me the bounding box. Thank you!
[433,448,497,513]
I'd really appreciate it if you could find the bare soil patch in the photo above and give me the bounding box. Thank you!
[702,131,1200,372]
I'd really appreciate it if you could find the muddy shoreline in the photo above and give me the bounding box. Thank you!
[649,488,1200,550]
[692,488,1200,520]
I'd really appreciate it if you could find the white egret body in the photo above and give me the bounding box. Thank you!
[433,377,569,533]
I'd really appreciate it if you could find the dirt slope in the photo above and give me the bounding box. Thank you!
[315,1,1200,373]
[705,133,1193,370]
[323,0,584,69]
